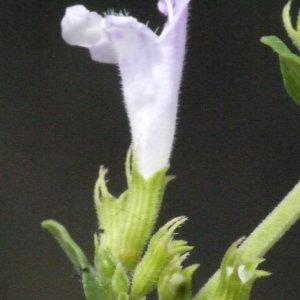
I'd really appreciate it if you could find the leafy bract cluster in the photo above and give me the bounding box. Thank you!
[43,152,197,300]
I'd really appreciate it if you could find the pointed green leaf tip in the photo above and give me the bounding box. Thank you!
[210,238,269,300]
[260,1,300,105]
[42,220,88,267]
[41,220,102,300]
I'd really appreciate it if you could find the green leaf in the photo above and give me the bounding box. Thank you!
[42,220,102,300]
[261,35,300,105]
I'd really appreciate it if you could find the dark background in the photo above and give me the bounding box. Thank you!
[2,0,300,299]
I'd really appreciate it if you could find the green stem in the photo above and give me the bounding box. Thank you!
[193,180,300,300]
[239,180,300,259]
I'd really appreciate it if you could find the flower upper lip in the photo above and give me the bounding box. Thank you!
[61,0,190,62]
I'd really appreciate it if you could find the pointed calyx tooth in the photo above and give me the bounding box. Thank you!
[130,216,190,299]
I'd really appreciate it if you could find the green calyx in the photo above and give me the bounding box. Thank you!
[211,239,270,300]
[130,217,195,299]
[94,149,173,270]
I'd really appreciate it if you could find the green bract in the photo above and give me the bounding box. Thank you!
[41,220,102,300]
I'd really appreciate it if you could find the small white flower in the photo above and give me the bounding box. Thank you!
[61,0,190,178]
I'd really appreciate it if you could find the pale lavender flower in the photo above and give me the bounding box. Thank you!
[61,0,190,179]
